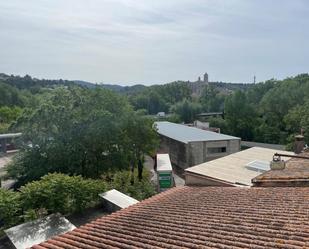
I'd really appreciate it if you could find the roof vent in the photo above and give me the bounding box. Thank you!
[270,154,286,170]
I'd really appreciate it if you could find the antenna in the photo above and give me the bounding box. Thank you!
[253,75,256,84]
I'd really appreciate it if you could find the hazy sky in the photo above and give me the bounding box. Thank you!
[0,0,308,85]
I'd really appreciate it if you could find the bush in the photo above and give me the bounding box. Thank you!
[0,188,21,233]
[20,173,106,215]
[104,169,157,201]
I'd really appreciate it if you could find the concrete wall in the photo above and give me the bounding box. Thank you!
[159,135,188,169]
[159,135,240,170]
[188,139,240,166]
[185,172,234,187]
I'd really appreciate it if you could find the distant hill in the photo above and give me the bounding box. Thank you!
[74,80,147,95]
[1,73,252,97]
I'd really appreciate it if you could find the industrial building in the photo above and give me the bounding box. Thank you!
[155,121,240,169]
[185,147,293,186]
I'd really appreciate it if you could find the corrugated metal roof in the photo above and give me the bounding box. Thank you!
[155,121,240,144]
[185,147,294,186]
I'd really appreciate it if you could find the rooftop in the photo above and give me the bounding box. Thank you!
[156,153,172,172]
[98,189,139,209]
[0,133,22,139]
[155,121,240,144]
[32,186,309,249]
[252,150,309,187]
[185,147,293,186]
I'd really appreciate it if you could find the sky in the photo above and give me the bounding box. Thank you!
[0,0,309,85]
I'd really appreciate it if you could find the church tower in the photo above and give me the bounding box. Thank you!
[203,72,208,84]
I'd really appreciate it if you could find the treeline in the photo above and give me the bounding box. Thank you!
[0,73,73,91]
[126,74,309,146]
[214,74,309,146]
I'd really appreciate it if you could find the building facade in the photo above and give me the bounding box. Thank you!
[155,121,240,169]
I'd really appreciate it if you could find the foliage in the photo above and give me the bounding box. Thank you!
[20,173,106,214]
[224,91,258,141]
[130,81,191,115]
[0,188,21,233]
[207,117,228,133]
[103,169,157,201]
[171,99,202,123]
[0,173,108,234]
[284,100,309,145]
[0,82,27,107]
[0,106,23,133]
[8,87,159,186]
[200,85,225,112]
[216,74,309,144]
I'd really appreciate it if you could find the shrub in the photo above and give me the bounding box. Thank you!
[20,173,106,215]
[0,188,21,233]
[105,169,157,201]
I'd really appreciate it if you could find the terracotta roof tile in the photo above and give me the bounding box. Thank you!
[31,187,309,249]
[252,150,309,186]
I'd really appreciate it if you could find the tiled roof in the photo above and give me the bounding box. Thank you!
[31,186,309,249]
[252,150,309,187]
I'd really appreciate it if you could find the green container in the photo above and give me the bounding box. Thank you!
[159,172,172,188]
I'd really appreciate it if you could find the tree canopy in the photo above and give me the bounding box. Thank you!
[8,87,158,185]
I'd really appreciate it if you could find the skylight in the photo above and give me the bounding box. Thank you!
[245,160,270,172]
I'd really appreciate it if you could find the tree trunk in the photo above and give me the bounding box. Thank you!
[130,159,135,185]
[138,158,143,181]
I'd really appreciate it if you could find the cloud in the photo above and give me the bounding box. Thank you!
[0,0,308,84]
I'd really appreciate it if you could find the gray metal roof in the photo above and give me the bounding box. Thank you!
[154,121,240,143]
[0,133,22,139]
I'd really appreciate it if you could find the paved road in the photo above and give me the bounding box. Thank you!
[0,153,15,188]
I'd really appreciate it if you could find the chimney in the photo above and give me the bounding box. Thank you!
[294,133,305,154]
[270,155,285,170]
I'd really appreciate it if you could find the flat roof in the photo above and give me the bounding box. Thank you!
[99,189,139,209]
[0,133,22,139]
[157,153,172,172]
[185,147,294,186]
[155,121,240,143]
[32,186,309,249]
[5,214,75,249]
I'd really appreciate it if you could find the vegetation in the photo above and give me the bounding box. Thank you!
[20,173,106,214]
[170,99,202,123]
[1,72,309,234]
[0,188,21,233]
[7,87,158,186]
[103,169,156,201]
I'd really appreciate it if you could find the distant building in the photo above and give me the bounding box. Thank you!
[203,72,208,83]
[187,72,209,97]
[156,112,165,117]
[185,147,293,187]
[154,121,240,169]
[196,112,223,121]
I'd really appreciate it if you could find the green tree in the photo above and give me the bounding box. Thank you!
[200,85,225,112]
[224,91,258,140]
[171,99,202,123]
[8,87,158,185]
